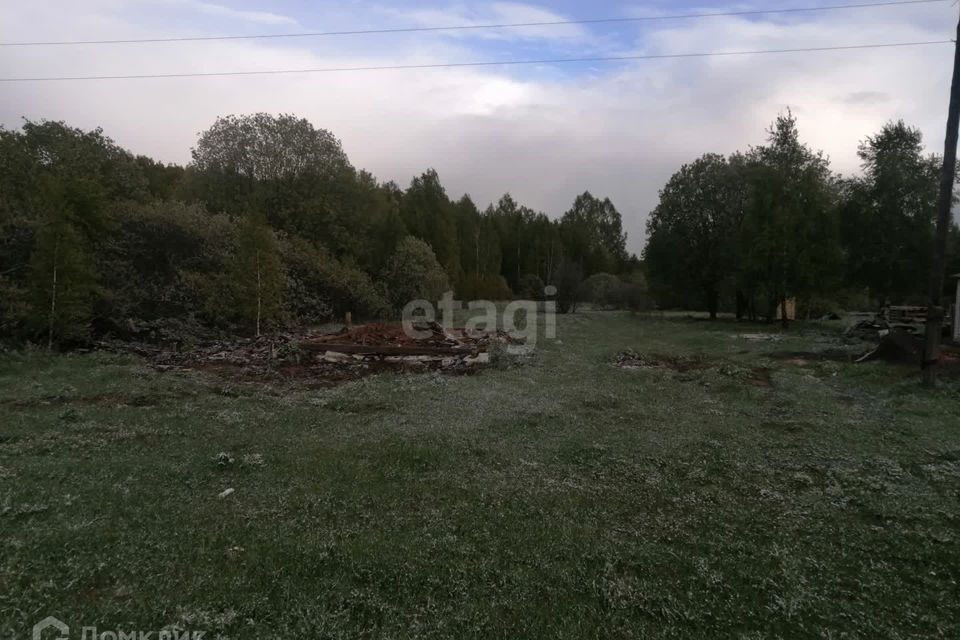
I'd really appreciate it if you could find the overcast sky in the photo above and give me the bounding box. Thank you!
[0,0,956,253]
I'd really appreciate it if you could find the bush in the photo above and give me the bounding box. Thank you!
[579,273,623,308]
[382,237,450,310]
[620,282,654,312]
[458,273,514,301]
[278,235,390,323]
[517,273,545,300]
[99,201,235,326]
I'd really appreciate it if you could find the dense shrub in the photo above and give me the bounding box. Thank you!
[278,235,390,323]
[579,273,623,308]
[100,201,235,326]
[382,237,450,310]
[620,283,654,312]
[517,273,546,300]
[458,273,514,301]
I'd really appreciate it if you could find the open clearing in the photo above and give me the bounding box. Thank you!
[2,313,959,638]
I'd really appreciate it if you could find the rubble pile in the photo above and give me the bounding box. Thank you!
[97,322,523,385]
[844,318,890,340]
[300,322,523,371]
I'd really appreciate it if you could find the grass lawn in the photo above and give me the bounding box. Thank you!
[2,312,959,638]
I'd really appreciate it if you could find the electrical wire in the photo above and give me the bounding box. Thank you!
[0,0,948,47]
[0,40,952,82]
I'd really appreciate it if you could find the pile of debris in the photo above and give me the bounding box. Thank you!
[854,331,960,368]
[148,332,304,372]
[96,332,323,379]
[845,306,946,339]
[855,331,924,366]
[845,317,890,340]
[97,322,524,385]
[300,322,522,371]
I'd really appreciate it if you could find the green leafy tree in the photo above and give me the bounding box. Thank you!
[227,212,285,336]
[620,271,653,312]
[12,120,147,202]
[135,156,187,201]
[486,194,561,290]
[27,177,105,348]
[1,121,147,340]
[348,172,409,274]
[644,154,745,319]
[454,195,501,278]
[560,192,629,275]
[489,194,525,289]
[188,113,361,258]
[740,112,842,326]
[192,113,350,182]
[552,260,584,314]
[526,212,564,285]
[839,121,941,303]
[400,170,460,282]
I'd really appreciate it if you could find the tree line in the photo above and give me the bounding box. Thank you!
[644,112,960,324]
[0,113,641,347]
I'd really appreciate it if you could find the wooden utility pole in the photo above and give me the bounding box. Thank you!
[923,12,960,387]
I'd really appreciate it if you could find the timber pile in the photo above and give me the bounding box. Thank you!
[846,306,945,339]
[301,322,520,369]
[882,306,929,335]
[94,322,522,384]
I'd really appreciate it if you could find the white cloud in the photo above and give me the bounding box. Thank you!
[388,1,591,42]
[0,1,954,253]
[182,1,298,26]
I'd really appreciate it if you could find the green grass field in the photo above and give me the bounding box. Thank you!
[2,313,959,638]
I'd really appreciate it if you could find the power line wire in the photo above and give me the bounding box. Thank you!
[1,40,951,82]
[0,0,948,47]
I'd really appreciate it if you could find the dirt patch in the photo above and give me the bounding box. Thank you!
[613,350,709,373]
[747,368,774,387]
[712,363,774,387]
[614,351,773,388]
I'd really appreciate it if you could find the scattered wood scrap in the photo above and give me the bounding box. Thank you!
[94,322,524,386]
[882,306,930,336]
[300,322,519,371]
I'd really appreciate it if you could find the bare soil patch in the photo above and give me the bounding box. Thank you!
[613,350,773,387]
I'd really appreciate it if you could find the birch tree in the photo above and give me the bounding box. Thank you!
[28,178,101,349]
[229,212,284,336]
